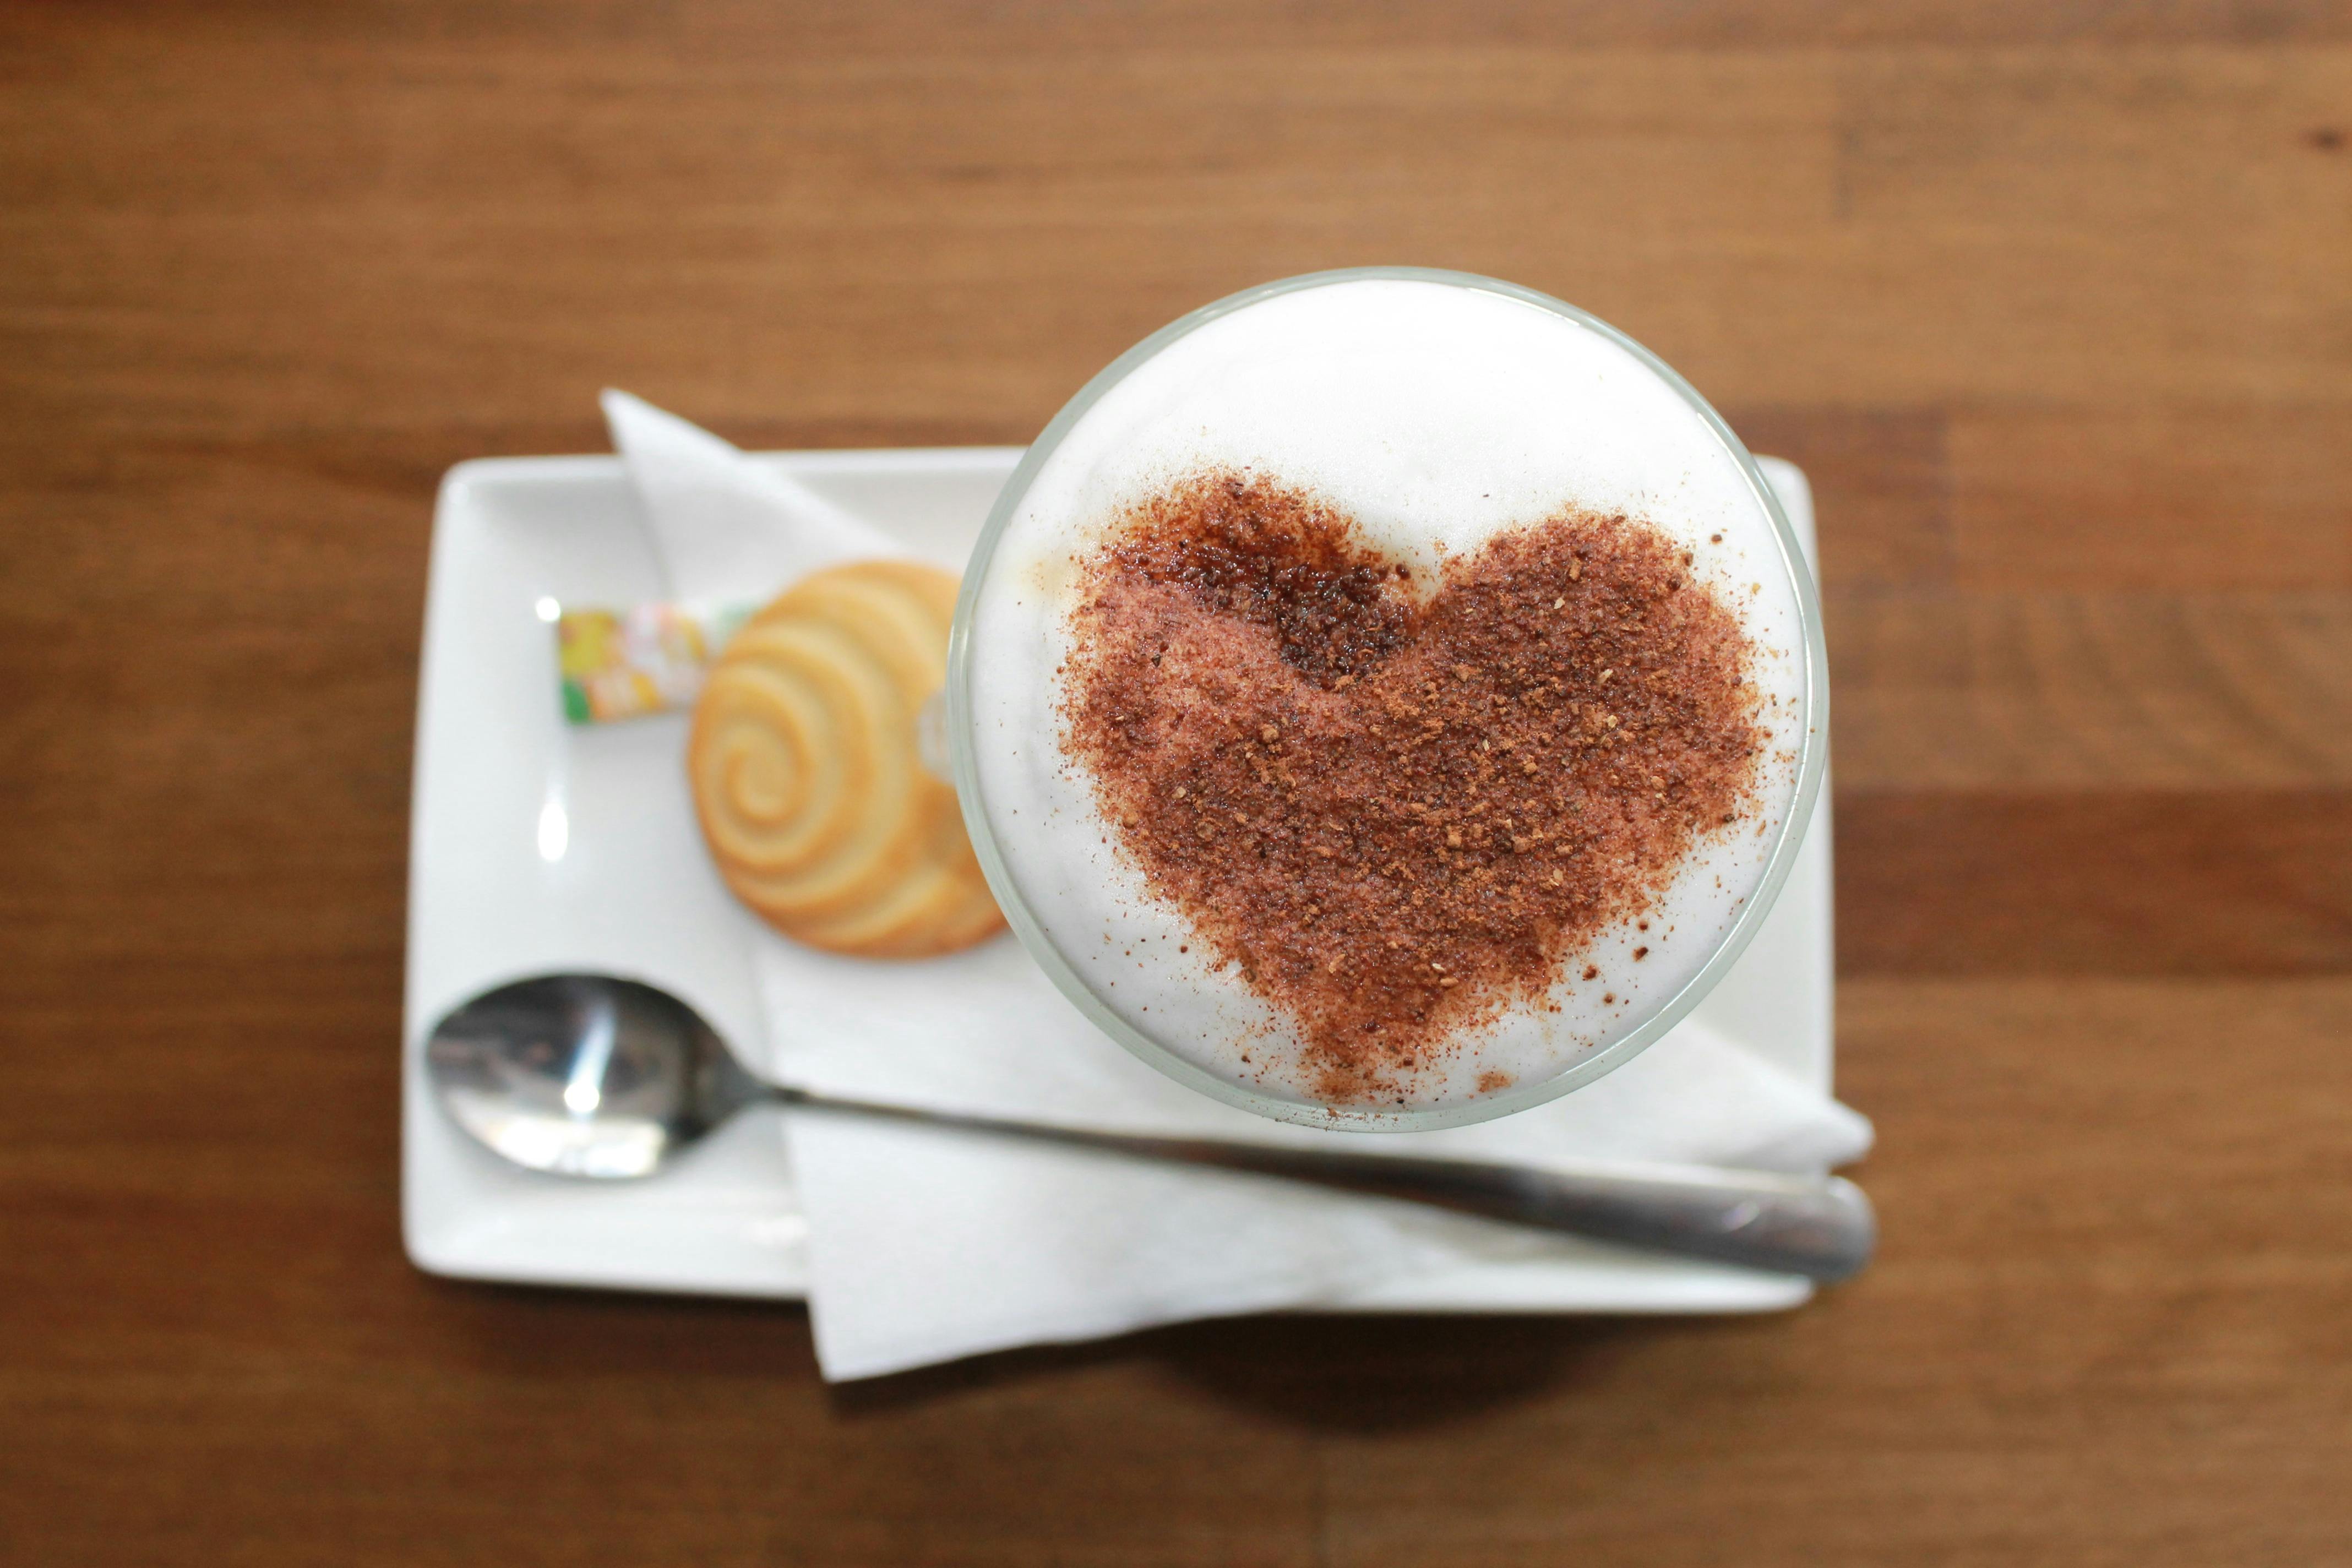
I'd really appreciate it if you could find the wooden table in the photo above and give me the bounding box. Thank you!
[5,4,2347,1562]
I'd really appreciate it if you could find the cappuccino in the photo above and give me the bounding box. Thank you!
[957,274,1815,1121]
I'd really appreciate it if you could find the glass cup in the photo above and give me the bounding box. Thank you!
[947,267,1827,1130]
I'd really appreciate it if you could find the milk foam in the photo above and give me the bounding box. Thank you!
[961,276,1813,1119]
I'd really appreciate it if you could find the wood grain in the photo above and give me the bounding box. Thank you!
[3,3,2349,1564]
[1837,791,2352,975]
[1827,590,2352,788]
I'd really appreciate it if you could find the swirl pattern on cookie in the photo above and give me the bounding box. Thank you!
[688,560,1004,957]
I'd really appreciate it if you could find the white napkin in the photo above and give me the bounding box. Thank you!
[605,393,1875,1382]
[603,389,906,595]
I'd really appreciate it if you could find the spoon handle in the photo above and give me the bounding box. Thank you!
[777,1092,1874,1283]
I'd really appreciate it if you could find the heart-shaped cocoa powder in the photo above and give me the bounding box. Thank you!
[1061,472,1766,1104]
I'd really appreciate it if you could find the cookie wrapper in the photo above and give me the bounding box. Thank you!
[555,600,753,723]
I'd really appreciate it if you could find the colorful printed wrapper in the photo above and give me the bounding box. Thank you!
[556,600,753,723]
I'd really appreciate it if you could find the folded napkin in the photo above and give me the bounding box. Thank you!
[605,392,1875,1382]
[604,389,907,591]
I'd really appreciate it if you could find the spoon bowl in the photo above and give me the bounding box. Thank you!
[425,974,762,1178]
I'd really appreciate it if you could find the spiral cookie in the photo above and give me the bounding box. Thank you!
[688,560,1005,958]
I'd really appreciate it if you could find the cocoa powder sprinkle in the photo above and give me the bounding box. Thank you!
[1061,471,1763,1103]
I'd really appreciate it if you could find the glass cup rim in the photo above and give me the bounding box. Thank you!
[947,265,1829,1132]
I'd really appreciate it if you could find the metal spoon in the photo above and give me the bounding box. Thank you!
[423,973,1874,1282]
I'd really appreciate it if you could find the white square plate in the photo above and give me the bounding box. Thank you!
[403,449,1832,1311]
